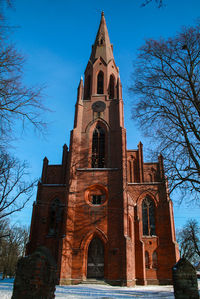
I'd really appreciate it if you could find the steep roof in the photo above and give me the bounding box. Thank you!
[90,12,114,64]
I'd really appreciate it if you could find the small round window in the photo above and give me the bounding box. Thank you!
[85,185,107,206]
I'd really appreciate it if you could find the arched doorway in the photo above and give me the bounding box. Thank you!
[87,237,104,279]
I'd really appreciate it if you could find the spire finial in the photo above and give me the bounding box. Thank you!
[101,11,104,17]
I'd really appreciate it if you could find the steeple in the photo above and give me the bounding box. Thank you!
[90,11,114,64]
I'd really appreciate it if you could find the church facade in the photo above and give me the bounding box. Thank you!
[27,13,179,286]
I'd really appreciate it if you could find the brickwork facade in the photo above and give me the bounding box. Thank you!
[26,12,179,286]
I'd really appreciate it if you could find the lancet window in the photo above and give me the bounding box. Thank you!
[142,197,156,236]
[145,251,150,269]
[92,125,105,168]
[84,75,91,99]
[109,75,115,99]
[48,198,62,236]
[152,251,158,269]
[97,71,104,94]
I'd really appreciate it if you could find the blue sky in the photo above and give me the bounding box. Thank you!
[5,0,200,229]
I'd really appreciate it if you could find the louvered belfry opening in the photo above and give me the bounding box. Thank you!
[97,71,104,94]
[92,126,105,168]
[109,75,115,99]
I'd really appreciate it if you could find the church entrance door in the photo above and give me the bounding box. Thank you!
[87,237,104,279]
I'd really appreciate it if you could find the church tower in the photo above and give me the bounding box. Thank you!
[27,12,179,286]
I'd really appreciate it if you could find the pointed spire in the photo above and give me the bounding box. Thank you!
[90,12,114,64]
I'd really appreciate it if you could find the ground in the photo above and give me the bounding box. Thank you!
[0,278,199,298]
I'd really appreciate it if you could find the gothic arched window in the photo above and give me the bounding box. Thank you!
[84,75,91,100]
[92,125,105,168]
[109,75,115,99]
[142,197,156,236]
[48,198,62,236]
[97,71,104,94]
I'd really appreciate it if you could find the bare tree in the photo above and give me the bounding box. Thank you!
[0,217,9,239]
[0,0,12,20]
[0,0,47,220]
[0,38,45,147]
[0,151,36,220]
[0,0,46,148]
[141,0,165,8]
[130,22,200,201]
[176,219,200,264]
[0,222,29,278]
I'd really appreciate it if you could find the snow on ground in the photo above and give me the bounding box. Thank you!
[0,277,14,299]
[0,279,199,299]
[55,284,175,298]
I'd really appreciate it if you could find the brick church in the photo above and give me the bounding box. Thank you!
[27,12,179,286]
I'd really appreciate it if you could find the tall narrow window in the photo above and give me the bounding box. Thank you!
[133,159,138,183]
[97,71,104,94]
[152,251,158,269]
[84,75,91,99]
[142,197,156,236]
[109,75,115,99]
[48,198,62,236]
[145,251,150,269]
[129,160,132,182]
[92,125,105,168]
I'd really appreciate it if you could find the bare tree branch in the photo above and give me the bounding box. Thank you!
[141,0,165,8]
[0,151,36,220]
[0,220,29,278]
[0,1,47,149]
[176,219,200,264]
[0,1,47,221]
[130,22,200,202]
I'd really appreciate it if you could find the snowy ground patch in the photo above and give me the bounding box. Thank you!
[0,277,14,299]
[55,284,175,298]
[0,279,199,298]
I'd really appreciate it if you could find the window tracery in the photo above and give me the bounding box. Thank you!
[142,197,156,236]
[92,125,105,168]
